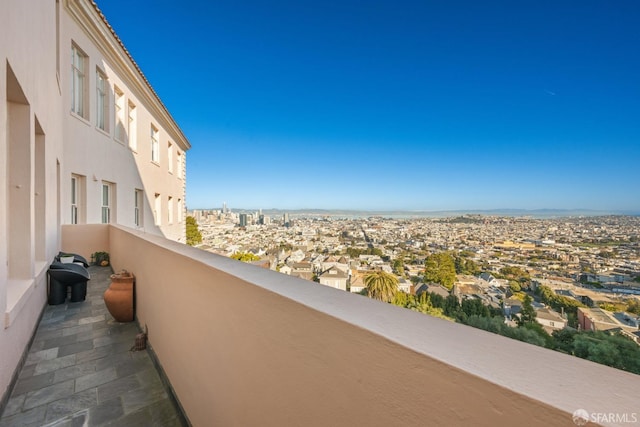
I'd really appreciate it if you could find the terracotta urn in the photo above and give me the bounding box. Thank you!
[104,270,135,322]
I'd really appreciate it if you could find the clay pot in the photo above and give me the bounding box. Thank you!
[104,271,135,322]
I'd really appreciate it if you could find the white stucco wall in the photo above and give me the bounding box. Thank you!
[1,0,63,404]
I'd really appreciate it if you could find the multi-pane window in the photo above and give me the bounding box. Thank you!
[101,182,111,224]
[135,189,143,227]
[71,174,85,224]
[114,86,125,141]
[151,125,159,163]
[176,151,183,179]
[96,69,108,131]
[71,176,78,224]
[168,142,174,173]
[128,101,137,150]
[154,193,161,225]
[71,45,87,117]
[168,196,173,224]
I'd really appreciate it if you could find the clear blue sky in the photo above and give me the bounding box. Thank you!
[98,1,639,212]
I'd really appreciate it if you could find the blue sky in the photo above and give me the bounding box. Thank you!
[98,1,640,212]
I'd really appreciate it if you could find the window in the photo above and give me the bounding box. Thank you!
[114,86,125,141]
[71,176,78,224]
[151,125,159,163]
[176,151,183,179]
[101,182,112,224]
[71,44,87,117]
[135,189,143,227]
[168,142,174,173]
[128,101,137,150]
[168,196,173,224]
[96,69,108,131]
[154,193,161,225]
[70,174,85,224]
[177,199,183,223]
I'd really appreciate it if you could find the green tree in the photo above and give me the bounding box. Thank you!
[627,299,640,315]
[424,252,456,289]
[364,270,398,303]
[518,295,536,326]
[185,216,202,246]
[535,285,584,316]
[453,253,479,275]
[499,266,531,288]
[391,292,452,320]
[392,259,406,277]
[570,332,640,375]
[508,280,521,293]
[231,252,260,262]
[551,328,578,354]
[391,291,411,307]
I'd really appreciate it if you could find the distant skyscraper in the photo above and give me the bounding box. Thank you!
[222,202,227,214]
[239,213,247,227]
[283,213,290,227]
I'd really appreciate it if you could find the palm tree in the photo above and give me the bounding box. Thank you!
[364,270,399,303]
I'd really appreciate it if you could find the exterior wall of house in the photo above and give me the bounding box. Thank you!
[1,0,189,406]
[1,0,64,404]
[319,277,347,291]
[59,0,189,242]
[535,317,566,331]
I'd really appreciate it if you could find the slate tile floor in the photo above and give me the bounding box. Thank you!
[0,266,186,427]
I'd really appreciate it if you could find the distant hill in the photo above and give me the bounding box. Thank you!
[201,208,639,219]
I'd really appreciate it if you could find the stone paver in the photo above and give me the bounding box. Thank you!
[0,266,186,427]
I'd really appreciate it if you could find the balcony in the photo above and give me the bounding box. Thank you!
[3,224,639,426]
[0,264,185,427]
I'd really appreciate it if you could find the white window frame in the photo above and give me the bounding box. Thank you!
[96,69,108,131]
[71,44,87,118]
[154,193,161,225]
[151,125,159,163]
[71,176,78,224]
[168,142,174,173]
[101,182,112,224]
[177,198,183,223]
[168,196,173,224]
[70,174,86,224]
[114,86,125,142]
[176,151,183,179]
[135,189,143,227]
[128,100,137,151]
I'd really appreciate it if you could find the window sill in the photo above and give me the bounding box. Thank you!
[96,126,110,137]
[151,161,160,167]
[70,111,91,126]
[5,262,47,329]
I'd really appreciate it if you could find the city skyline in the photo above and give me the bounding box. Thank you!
[98,1,640,212]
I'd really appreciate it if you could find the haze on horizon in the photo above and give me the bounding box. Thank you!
[97,1,640,213]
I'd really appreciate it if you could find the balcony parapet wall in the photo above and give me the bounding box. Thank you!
[62,224,639,427]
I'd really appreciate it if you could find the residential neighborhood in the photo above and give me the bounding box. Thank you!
[190,208,640,344]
